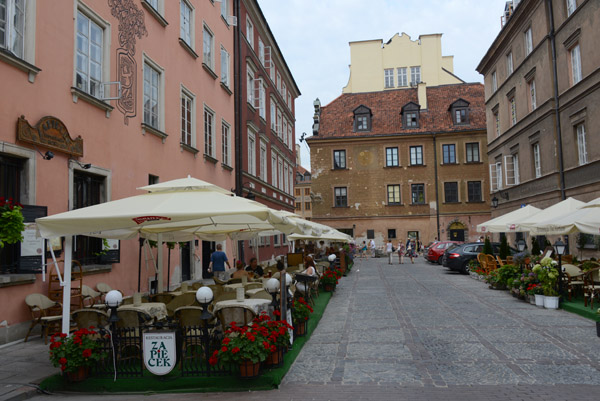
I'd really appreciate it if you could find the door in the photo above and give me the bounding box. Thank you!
[180,242,191,281]
[449,229,465,242]
[202,241,216,279]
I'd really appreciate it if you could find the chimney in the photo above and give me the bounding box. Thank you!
[417,83,427,110]
[312,98,321,135]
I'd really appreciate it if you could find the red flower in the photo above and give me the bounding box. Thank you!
[59,357,67,365]
[231,347,240,354]
[263,341,271,350]
[270,345,277,352]
[60,365,66,371]
[221,346,228,353]
[273,310,281,317]
[222,337,231,345]
[209,356,218,366]
[82,349,92,358]
[59,333,67,338]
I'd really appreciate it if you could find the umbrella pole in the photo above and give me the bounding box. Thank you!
[167,247,171,291]
[137,237,143,292]
[157,233,164,293]
[61,236,73,334]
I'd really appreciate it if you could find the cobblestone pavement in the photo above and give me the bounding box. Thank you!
[22,256,600,400]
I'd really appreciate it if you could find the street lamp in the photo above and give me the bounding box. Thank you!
[195,286,214,320]
[554,239,566,304]
[265,278,280,310]
[105,290,123,328]
[491,196,499,209]
[517,239,526,274]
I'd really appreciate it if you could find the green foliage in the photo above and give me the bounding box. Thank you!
[531,237,541,256]
[496,264,520,288]
[291,297,313,323]
[483,237,493,255]
[499,235,510,260]
[0,198,25,248]
[49,328,107,373]
[532,257,559,296]
[94,238,110,257]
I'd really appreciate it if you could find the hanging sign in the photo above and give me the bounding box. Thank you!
[17,115,83,156]
[143,331,177,375]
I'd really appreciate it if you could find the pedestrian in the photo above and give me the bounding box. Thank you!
[386,239,393,264]
[208,243,231,280]
[406,240,416,263]
[477,236,484,243]
[397,239,405,264]
[369,238,376,257]
[361,241,368,258]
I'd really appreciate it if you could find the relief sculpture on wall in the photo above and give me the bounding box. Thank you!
[108,0,147,125]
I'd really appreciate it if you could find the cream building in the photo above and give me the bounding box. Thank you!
[343,33,464,94]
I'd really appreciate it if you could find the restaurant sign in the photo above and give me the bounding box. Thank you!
[143,332,177,375]
[17,115,83,157]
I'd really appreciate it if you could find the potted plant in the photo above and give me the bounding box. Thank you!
[253,311,291,367]
[532,257,560,309]
[0,197,25,249]
[209,321,271,378]
[48,327,106,382]
[320,269,339,292]
[291,297,313,337]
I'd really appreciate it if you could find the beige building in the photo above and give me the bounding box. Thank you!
[295,165,312,220]
[342,33,464,94]
[476,0,600,250]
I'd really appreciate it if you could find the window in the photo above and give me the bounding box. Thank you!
[494,110,500,136]
[532,143,541,178]
[0,154,26,272]
[204,106,215,157]
[384,68,394,88]
[259,140,267,181]
[222,121,231,166]
[258,37,264,65]
[0,0,24,58]
[295,202,301,210]
[273,234,279,246]
[220,47,230,87]
[411,184,425,204]
[258,82,266,119]
[576,123,587,165]
[444,182,459,203]
[367,230,374,239]
[454,108,468,124]
[410,146,423,165]
[356,116,368,130]
[334,187,347,207]
[525,27,533,56]
[529,79,536,110]
[247,130,256,175]
[466,143,480,163]
[509,96,517,126]
[388,229,396,239]
[270,99,276,131]
[566,0,577,16]
[276,71,281,92]
[147,0,158,11]
[75,11,103,97]
[180,89,194,147]
[505,154,520,185]
[492,71,497,92]
[467,181,482,202]
[276,108,282,137]
[73,171,106,265]
[143,61,160,129]
[288,168,293,196]
[278,159,283,189]
[203,26,214,70]
[496,162,503,190]
[245,15,253,48]
[180,0,192,46]
[353,106,371,132]
[295,188,300,196]
[305,202,311,211]
[220,0,228,19]
[570,44,582,85]
[246,63,255,104]
[333,150,346,169]
[386,147,399,167]
[397,67,407,87]
[442,144,456,164]
[271,155,277,186]
[450,99,469,125]
[304,188,310,196]
[506,51,513,75]
[410,66,421,84]
[387,185,401,205]
[402,103,420,128]
[284,163,289,194]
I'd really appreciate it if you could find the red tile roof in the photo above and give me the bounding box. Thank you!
[297,165,309,175]
[315,83,485,139]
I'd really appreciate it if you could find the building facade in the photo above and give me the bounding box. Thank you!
[294,165,312,220]
[236,0,300,264]
[476,0,600,220]
[0,0,298,344]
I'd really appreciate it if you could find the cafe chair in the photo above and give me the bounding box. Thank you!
[166,292,197,317]
[96,282,113,302]
[192,282,203,290]
[81,285,102,307]
[24,293,62,344]
[244,282,263,290]
[149,293,174,304]
[72,308,109,331]
[216,306,256,333]
[562,264,585,301]
[213,277,228,286]
[214,292,237,303]
[249,290,271,300]
[583,266,600,308]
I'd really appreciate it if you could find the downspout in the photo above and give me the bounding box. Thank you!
[547,0,566,200]
[233,0,245,263]
[433,133,441,240]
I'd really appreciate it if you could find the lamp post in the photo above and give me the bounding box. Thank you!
[265,278,280,310]
[491,196,499,209]
[195,286,214,373]
[554,239,566,304]
[517,239,526,274]
[105,290,123,332]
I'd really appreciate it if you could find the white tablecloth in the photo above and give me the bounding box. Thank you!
[118,302,167,321]
[213,298,271,315]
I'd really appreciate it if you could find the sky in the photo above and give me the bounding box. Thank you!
[258,0,510,170]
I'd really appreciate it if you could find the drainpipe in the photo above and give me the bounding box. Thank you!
[433,133,441,240]
[547,0,566,200]
[234,0,245,262]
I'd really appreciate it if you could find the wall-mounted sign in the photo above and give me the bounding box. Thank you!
[17,115,83,157]
[143,331,176,375]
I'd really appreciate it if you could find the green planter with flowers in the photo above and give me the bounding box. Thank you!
[48,327,106,382]
[532,257,560,309]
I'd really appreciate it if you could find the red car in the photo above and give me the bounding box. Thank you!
[426,241,462,264]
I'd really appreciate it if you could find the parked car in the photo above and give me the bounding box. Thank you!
[426,241,462,264]
[442,242,515,274]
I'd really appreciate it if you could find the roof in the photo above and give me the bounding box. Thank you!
[313,83,486,139]
[296,165,310,175]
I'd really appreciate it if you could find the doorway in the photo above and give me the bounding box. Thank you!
[202,241,216,279]
[180,242,191,281]
[448,221,467,242]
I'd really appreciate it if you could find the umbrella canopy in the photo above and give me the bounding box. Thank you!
[476,205,542,233]
[288,230,352,243]
[517,197,586,233]
[527,197,600,235]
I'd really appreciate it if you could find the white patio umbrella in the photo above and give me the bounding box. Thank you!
[527,197,600,235]
[517,197,585,233]
[476,205,542,233]
[288,231,352,243]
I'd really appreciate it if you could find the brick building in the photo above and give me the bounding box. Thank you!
[307,83,491,247]
[235,0,300,263]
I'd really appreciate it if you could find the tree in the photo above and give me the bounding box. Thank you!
[483,237,493,255]
[499,235,510,260]
[531,237,540,256]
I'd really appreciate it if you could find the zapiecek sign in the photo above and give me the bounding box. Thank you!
[143,331,177,375]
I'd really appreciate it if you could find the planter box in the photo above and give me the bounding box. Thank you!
[535,294,545,307]
[544,296,559,309]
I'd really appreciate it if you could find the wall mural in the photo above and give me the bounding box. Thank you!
[108,0,148,125]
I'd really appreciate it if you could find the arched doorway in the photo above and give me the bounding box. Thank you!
[448,221,467,242]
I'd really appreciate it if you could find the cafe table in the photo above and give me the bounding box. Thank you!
[118,302,168,321]
[213,298,271,316]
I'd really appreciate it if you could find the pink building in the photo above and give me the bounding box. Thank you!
[0,0,236,344]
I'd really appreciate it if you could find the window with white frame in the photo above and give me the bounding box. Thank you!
[276,71,281,92]
[181,89,194,147]
[525,27,533,55]
[505,154,520,186]
[384,68,394,88]
[287,122,292,149]
[204,106,215,157]
[576,123,587,165]
[282,82,287,101]
[270,98,276,131]
[529,79,536,111]
[246,15,254,48]
[492,71,497,92]
[570,44,582,85]
[220,0,228,19]
[246,63,255,104]
[387,184,401,205]
[466,142,480,163]
[269,60,275,83]
[180,0,193,46]
[507,51,513,75]
[410,146,423,165]
[278,158,284,190]
[282,119,287,142]
[271,155,277,186]
[203,25,214,70]
[247,129,256,175]
[397,67,407,87]
[222,120,231,166]
[509,96,517,126]
[276,108,283,137]
[260,140,267,181]
[0,0,25,58]
[494,110,500,136]
[496,162,503,190]
[532,143,541,178]
[258,82,266,119]
[386,147,399,167]
[284,164,289,194]
[289,168,293,196]
[411,66,421,84]
[143,60,161,129]
[75,10,104,97]
[566,0,577,16]
[258,37,264,65]
[220,46,230,87]
[287,93,292,110]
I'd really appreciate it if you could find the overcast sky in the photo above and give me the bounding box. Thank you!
[258,0,509,170]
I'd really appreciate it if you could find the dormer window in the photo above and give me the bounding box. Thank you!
[449,99,470,125]
[401,102,420,129]
[353,105,372,132]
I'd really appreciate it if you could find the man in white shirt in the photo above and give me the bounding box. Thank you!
[369,239,376,257]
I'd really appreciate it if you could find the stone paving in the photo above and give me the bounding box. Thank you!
[10,256,600,400]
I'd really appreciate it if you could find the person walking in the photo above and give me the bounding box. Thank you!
[361,241,368,258]
[386,239,394,264]
[208,243,231,280]
[369,239,376,258]
[397,239,405,264]
[406,240,416,264]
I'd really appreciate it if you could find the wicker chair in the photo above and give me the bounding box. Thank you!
[72,308,109,330]
[562,264,585,301]
[249,290,271,300]
[244,282,263,290]
[214,292,237,303]
[192,282,203,290]
[81,285,102,307]
[582,266,600,308]
[484,254,498,274]
[213,277,228,286]
[166,292,198,316]
[149,293,174,304]
[24,293,62,344]
[477,253,487,272]
[216,306,256,333]
[95,283,113,303]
